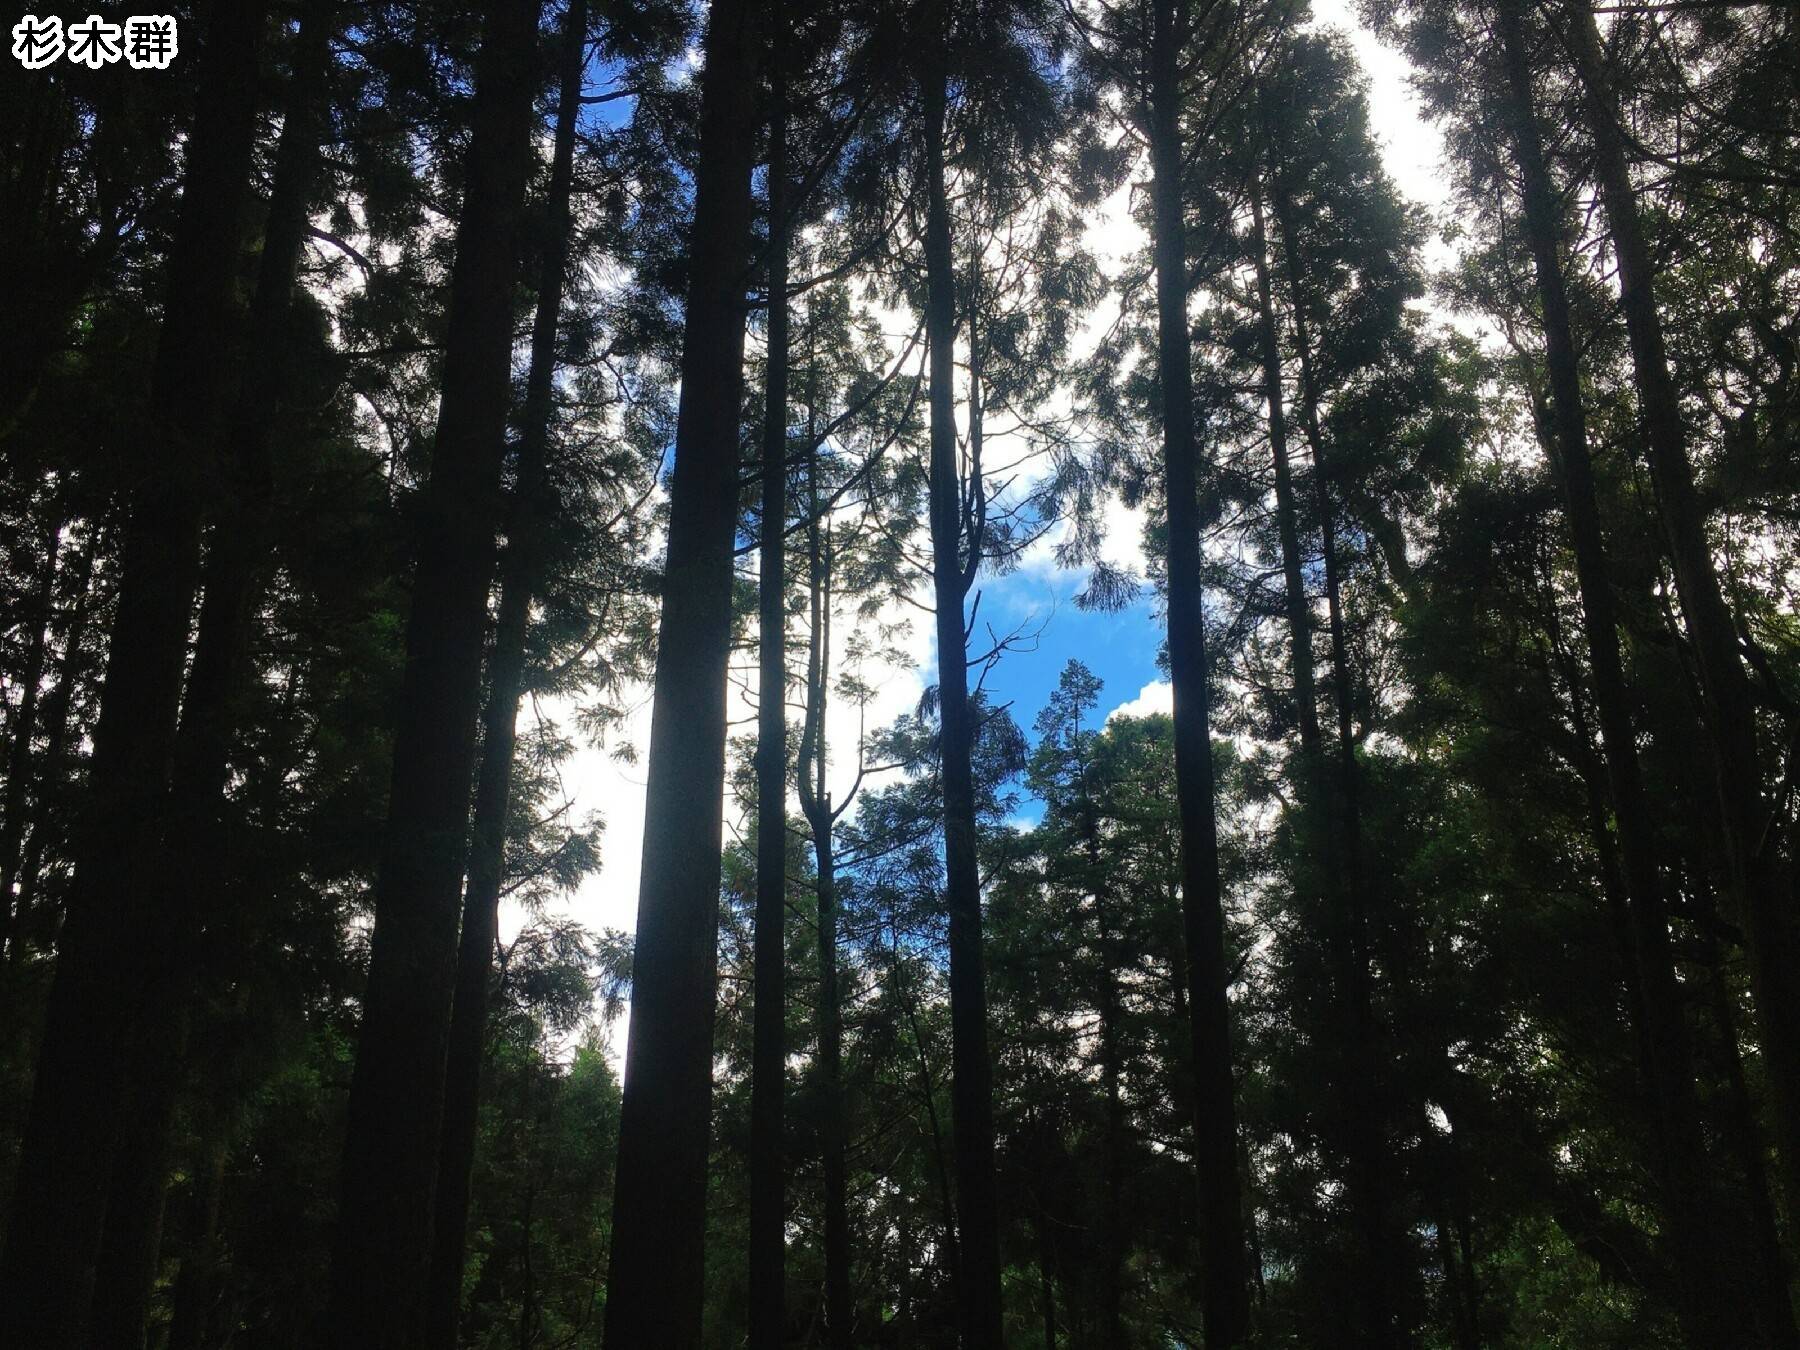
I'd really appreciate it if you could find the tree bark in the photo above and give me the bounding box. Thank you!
[1700,923,1800,1350]
[0,4,266,1343]
[1493,5,1768,1342]
[423,4,586,1346]
[1554,0,1800,1221]
[88,10,339,1343]
[1147,1,1251,1342]
[326,4,541,1344]
[601,0,761,1341]
[921,36,1005,1348]
[164,1136,229,1350]
[798,427,853,1349]
[749,51,792,1350]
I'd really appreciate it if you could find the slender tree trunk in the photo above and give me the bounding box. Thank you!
[1541,570,1655,1069]
[0,5,266,1343]
[1075,766,1129,1350]
[1255,179,1404,1346]
[1247,189,1321,764]
[423,5,585,1346]
[921,39,1005,1349]
[1494,7,1773,1343]
[602,0,761,1341]
[91,1060,183,1350]
[892,918,963,1284]
[165,1137,229,1350]
[1698,912,1800,1349]
[1432,1189,1479,1350]
[748,55,791,1350]
[798,427,852,1347]
[1454,1208,1482,1347]
[1147,2,1251,1341]
[1554,0,1800,1219]
[1270,167,1427,1347]
[1097,931,1128,1350]
[814,809,852,1350]
[89,11,338,1343]
[327,5,541,1344]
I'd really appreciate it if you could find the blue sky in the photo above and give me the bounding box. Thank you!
[971,566,1165,824]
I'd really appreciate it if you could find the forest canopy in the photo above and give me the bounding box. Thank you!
[1,0,1797,1346]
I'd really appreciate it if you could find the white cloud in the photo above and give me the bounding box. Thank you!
[1106,679,1172,724]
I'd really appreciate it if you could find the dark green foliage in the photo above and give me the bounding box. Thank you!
[2,0,1797,1345]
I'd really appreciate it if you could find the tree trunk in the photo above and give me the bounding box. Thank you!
[1075,759,1129,1350]
[1147,2,1251,1342]
[1432,1189,1479,1350]
[892,915,963,1286]
[91,1057,183,1350]
[89,10,338,1342]
[749,50,791,1350]
[1539,566,1656,1075]
[164,1137,229,1350]
[601,0,761,1341]
[798,428,853,1349]
[326,4,541,1344]
[1555,0,1800,1220]
[1697,907,1800,1350]
[1247,188,1321,764]
[1269,166,1422,1347]
[423,5,586,1346]
[921,38,1005,1349]
[1494,6,1770,1342]
[815,810,853,1350]
[0,5,266,1343]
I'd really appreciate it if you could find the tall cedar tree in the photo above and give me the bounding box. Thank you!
[1263,123,1416,1350]
[919,5,1006,1342]
[749,36,792,1349]
[796,435,855,1349]
[1551,0,1800,1218]
[90,7,341,1341]
[0,4,266,1343]
[424,2,589,1345]
[601,0,762,1341]
[1491,1,1771,1341]
[1148,0,1252,1341]
[1248,171,1400,1346]
[326,2,543,1342]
